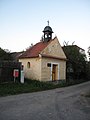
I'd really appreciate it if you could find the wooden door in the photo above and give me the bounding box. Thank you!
[52,64,57,81]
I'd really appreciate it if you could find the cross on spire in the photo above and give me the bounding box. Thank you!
[47,20,49,26]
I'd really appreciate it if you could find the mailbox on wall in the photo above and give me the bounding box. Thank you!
[13,69,19,82]
[13,69,19,77]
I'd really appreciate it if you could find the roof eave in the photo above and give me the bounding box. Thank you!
[41,54,67,61]
[19,55,39,59]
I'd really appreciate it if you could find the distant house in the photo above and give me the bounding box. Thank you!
[19,25,67,81]
[72,45,85,55]
[11,51,24,62]
[63,45,85,54]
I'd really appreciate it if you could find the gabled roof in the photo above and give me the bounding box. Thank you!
[19,40,52,59]
[11,51,24,61]
[62,45,85,51]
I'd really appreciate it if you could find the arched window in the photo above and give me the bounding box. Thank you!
[27,62,30,68]
[45,34,47,38]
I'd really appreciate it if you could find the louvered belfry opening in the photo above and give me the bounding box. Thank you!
[43,23,53,42]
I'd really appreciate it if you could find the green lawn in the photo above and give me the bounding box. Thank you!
[0,79,67,97]
[0,79,89,97]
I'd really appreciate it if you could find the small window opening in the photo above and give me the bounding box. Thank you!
[47,63,51,67]
[27,62,30,68]
[45,34,47,38]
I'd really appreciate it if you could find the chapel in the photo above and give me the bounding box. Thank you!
[19,23,67,81]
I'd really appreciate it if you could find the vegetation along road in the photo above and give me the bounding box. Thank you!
[0,81,90,120]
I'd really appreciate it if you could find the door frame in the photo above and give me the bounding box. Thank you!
[50,62,59,81]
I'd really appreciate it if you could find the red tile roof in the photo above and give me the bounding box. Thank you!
[19,40,52,59]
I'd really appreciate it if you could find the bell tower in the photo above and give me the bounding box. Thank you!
[43,21,53,42]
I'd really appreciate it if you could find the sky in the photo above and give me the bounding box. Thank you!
[0,0,90,55]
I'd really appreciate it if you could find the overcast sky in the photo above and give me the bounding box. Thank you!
[0,0,90,55]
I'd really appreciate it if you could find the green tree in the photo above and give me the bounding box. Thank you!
[86,61,90,80]
[87,46,90,61]
[63,45,87,80]
[86,46,90,79]
[0,47,12,61]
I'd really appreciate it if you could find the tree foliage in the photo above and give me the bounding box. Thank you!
[0,47,12,61]
[87,46,90,61]
[86,46,90,79]
[63,45,87,80]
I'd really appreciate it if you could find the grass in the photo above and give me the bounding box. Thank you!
[0,79,89,97]
[0,79,68,97]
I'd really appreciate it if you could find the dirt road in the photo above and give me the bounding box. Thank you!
[0,81,90,120]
